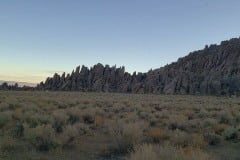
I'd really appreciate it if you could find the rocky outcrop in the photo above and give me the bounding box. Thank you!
[38,63,132,92]
[38,37,240,96]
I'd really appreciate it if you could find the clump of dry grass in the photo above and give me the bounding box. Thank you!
[95,114,105,127]
[169,130,207,148]
[147,128,169,143]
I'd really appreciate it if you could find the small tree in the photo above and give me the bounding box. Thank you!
[0,82,9,90]
[13,83,19,90]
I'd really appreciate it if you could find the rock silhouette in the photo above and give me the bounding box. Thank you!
[38,37,240,96]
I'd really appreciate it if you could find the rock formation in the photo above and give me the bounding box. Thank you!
[37,37,240,96]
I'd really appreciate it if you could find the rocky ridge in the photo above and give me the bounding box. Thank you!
[38,37,240,96]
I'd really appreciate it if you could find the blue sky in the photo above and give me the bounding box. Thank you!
[1,0,240,83]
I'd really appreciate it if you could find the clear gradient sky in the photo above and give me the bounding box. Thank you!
[1,0,240,83]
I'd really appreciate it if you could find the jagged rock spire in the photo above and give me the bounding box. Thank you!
[38,37,240,96]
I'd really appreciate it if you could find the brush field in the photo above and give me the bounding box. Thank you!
[0,91,240,160]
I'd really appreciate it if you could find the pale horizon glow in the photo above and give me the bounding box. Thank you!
[1,0,240,83]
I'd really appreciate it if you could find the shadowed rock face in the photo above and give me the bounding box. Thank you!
[38,37,240,96]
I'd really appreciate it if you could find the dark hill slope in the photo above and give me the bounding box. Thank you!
[38,38,240,95]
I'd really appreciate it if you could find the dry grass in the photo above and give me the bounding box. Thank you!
[147,128,169,143]
[0,91,239,160]
[127,144,214,160]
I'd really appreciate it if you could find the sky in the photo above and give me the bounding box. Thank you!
[1,0,240,83]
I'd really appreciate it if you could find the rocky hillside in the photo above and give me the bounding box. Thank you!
[38,37,240,96]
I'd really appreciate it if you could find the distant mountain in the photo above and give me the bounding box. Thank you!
[0,80,36,87]
[38,37,240,96]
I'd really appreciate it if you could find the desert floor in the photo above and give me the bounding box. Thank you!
[0,91,240,160]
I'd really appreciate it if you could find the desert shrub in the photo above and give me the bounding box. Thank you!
[138,111,149,120]
[12,109,23,120]
[149,117,158,127]
[24,124,58,151]
[234,112,240,122]
[22,112,41,128]
[167,115,187,131]
[82,114,95,124]
[203,131,221,145]
[147,128,169,143]
[0,111,12,129]
[169,130,190,147]
[109,121,144,153]
[8,121,24,138]
[197,109,208,119]
[22,112,53,128]
[95,114,105,127]
[7,101,21,110]
[185,111,195,120]
[124,112,139,124]
[181,119,202,133]
[0,136,19,152]
[169,130,206,148]
[57,102,68,109]
[218,111,234,124]
[66,107,81,124]
[202,118,218,127]
[190,134,207,148]
[0,102,10,112]
[127,144,213,160]
[0,99,21,112]
[158,110,170,119]
[82,100,90,105]
[52,110,69,122]
[237,125,240,131]
[126,144,158,160]
[74,122,90,135]
[39,114,54,125]
[21,103,40,113]
[183,146,215,160]
[52,110,69,133]
[223,127,238,141]
[212,123,228,134]
[58,125,78,148]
